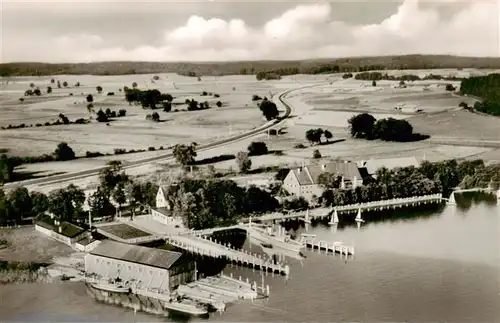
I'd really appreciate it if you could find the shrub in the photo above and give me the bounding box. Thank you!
[248,142,268,156]
[19,98,24,102]
[202,91,208,96]
[214,93,220,98]
[69,93,73,96]
[114,148,126,155]
[118,109,127,117]
[294,143,306,149]
[44,122,51,126]
[148,146,156,151]
[269,129,277,136]
[110,111,117,118]
[35,123,42,127]
[313,149,322,159]
[86,151,104,158]
[107,92,115,96]
[252,94,262,101]
[216,101,222,107]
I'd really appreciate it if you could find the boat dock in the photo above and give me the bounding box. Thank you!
[299,234,355,256]
[165,234,290,276]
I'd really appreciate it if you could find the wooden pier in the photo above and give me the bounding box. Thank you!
[165,235,290,276]
[241,193,444,223]
[299,234,355,256]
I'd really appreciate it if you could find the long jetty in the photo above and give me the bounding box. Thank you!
[165,235,290,276]
[242,193,443,223]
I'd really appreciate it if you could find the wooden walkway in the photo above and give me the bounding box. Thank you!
[299,235,355,256]
[243,193,443,223]
[164,234,290,275]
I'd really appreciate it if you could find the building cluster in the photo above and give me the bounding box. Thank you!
[282,157,420,202]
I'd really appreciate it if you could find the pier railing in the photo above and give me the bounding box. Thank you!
[164,235,290,275]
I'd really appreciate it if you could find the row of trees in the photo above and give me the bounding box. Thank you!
[318,159,492,207]
[348,113,426,142]
[125,88,173,109]
[460,73,500,116]
[164,178,279,229]
[354,72,463,82]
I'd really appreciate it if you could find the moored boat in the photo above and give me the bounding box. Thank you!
[163,297,209,316]
[249,226,303,253]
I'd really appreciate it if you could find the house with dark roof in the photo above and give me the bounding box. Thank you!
[152,186,184,227]
[283,161,363,202]
[85,240,196,294]
[35,218,89,247]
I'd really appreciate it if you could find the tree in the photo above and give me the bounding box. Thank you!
[324,130,333,142]
[24,89,33,96]
[0,154,16,184]
[96,109,108,122]
[48,184,85,221]
[118,109,126,117]
[247,142,268,156]
[62,81,68,88]
[54,142,76,161]
[57,80,61,88]
[99,160,128,197]
[151,112,160,122]
[112,182,127,215]
[216,101,222,107]
[317,172,342,189]
[372,80,377,87]
[0,189,10,226]
[50,79,55,84]
[173,143,197,166]
[31,192,49,217]
[75,82,80,87]
[29,82,35,88]
[125,181,143,219]
[236,151,252,173]
[96,86,103,94]
[86,94,94,103]
[47,86,52,94]
[33,88,41,96]
[88,187,115,219]
[348,113,376,139]
[8,187,32,224]
[445,84,456,91]
[132,82,138,88]
[305,128,324,145]
[312,149,322,159]
[153,75,160,80]
[259,100,279,120]
[162,101,172,112]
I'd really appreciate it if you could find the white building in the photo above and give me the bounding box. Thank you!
[151,186,184,228]
[85,240,196,294]
[283,161,363,202]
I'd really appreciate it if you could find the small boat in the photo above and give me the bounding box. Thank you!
[90,282,130,293]
[261,242,273,248]
[163,298,208,316]
[249,226,304,253]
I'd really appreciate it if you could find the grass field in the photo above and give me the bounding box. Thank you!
[4,68,500,193]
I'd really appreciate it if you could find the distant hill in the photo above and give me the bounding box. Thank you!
[1,55,500,77]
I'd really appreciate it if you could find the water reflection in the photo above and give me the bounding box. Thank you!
[455,191,498,212]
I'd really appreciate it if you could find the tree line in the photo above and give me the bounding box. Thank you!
[348,113,428,142]
[354,72,463,82]
[459,73,500,116]
[318,159,496,207]
[5,55,499,77]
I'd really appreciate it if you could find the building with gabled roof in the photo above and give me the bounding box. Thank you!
[282,161,363,202]
[152,186,183,228]
[85,240,196,293]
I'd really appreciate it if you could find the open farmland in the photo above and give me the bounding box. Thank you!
[0,73,318,158]
[4,69,500,190]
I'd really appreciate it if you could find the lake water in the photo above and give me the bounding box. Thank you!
[1,193,499,322]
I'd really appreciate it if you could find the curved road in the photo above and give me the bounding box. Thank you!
[4,83,320,188]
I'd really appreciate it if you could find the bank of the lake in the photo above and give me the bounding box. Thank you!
[1,192,499,322]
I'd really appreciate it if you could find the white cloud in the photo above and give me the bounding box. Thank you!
[1,0,498,63]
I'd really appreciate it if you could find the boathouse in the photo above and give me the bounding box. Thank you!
[85,240,196,293]
[151,186,184,227]
[283,161,363,202]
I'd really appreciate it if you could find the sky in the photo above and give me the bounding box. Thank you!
[1,0,499,63]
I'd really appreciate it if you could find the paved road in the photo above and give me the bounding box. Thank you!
[3,84,317,189]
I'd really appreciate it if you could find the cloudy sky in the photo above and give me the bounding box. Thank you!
[1,0,499,63]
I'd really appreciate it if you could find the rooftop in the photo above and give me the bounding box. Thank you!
[90,240,184,270]
[291,161,362,185]
[96,223,152,240]
[36,219,86,238]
